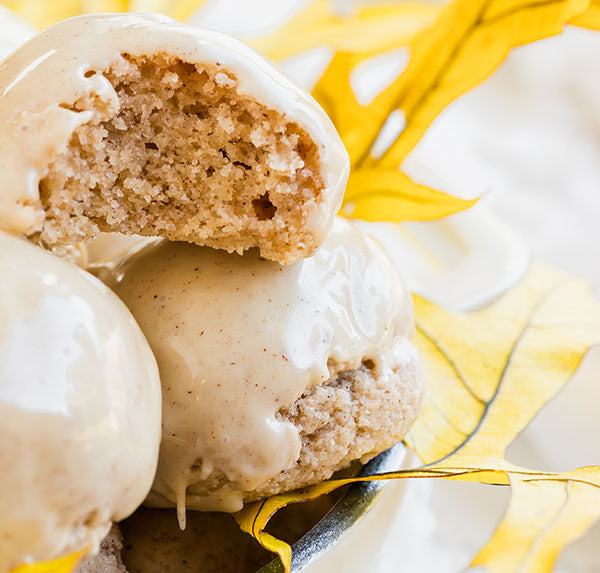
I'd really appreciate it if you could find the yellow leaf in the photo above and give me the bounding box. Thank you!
[235,466,500,573]
[249,1,436,61]
[11,548,88,573]
[354,0,591,169]
[81,0,129,12]
[236,262,600,573]
[309,0,589,223]
[1,0,128,29]
[340,168,478,221]
[236,465,600,573]
[0,0,206,28]
[408,262,600,466]
[311,51,367,161]
[1,0,80,29]
[571,0,600,27]
[473,471,600,572]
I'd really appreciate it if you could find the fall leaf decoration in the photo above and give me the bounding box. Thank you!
[406,261,600,465]
[472,471,600,572]
[572,0,600,27]
[0,0,128,29]
[345,0,589,167]
[340,168,478,223]
[247,1,437,61]
[235,262,600,572]
[241,0,593,224]
[307,0,592,222]
[0,0,207,29]
[242,0,598,224]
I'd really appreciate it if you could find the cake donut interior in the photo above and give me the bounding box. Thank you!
[0,14,349,265]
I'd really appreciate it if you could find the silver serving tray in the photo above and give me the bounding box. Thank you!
[258,443,409,572]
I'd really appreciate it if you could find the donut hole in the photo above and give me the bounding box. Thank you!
[38,53,324,264]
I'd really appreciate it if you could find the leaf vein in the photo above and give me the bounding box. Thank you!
[415,324,485,404]
[424,276,567,465]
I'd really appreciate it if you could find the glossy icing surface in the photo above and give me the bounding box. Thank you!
[103,218,414,514]
[0,13,349,246]
[0,231,162,571]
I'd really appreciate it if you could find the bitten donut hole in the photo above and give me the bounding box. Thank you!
[38,53,325,263]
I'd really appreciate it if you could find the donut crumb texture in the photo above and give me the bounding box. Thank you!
[38,53,324,264]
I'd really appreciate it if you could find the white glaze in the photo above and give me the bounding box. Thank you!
[102,218,414,514]
[0,231,162,571]
[0,13,349,248]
